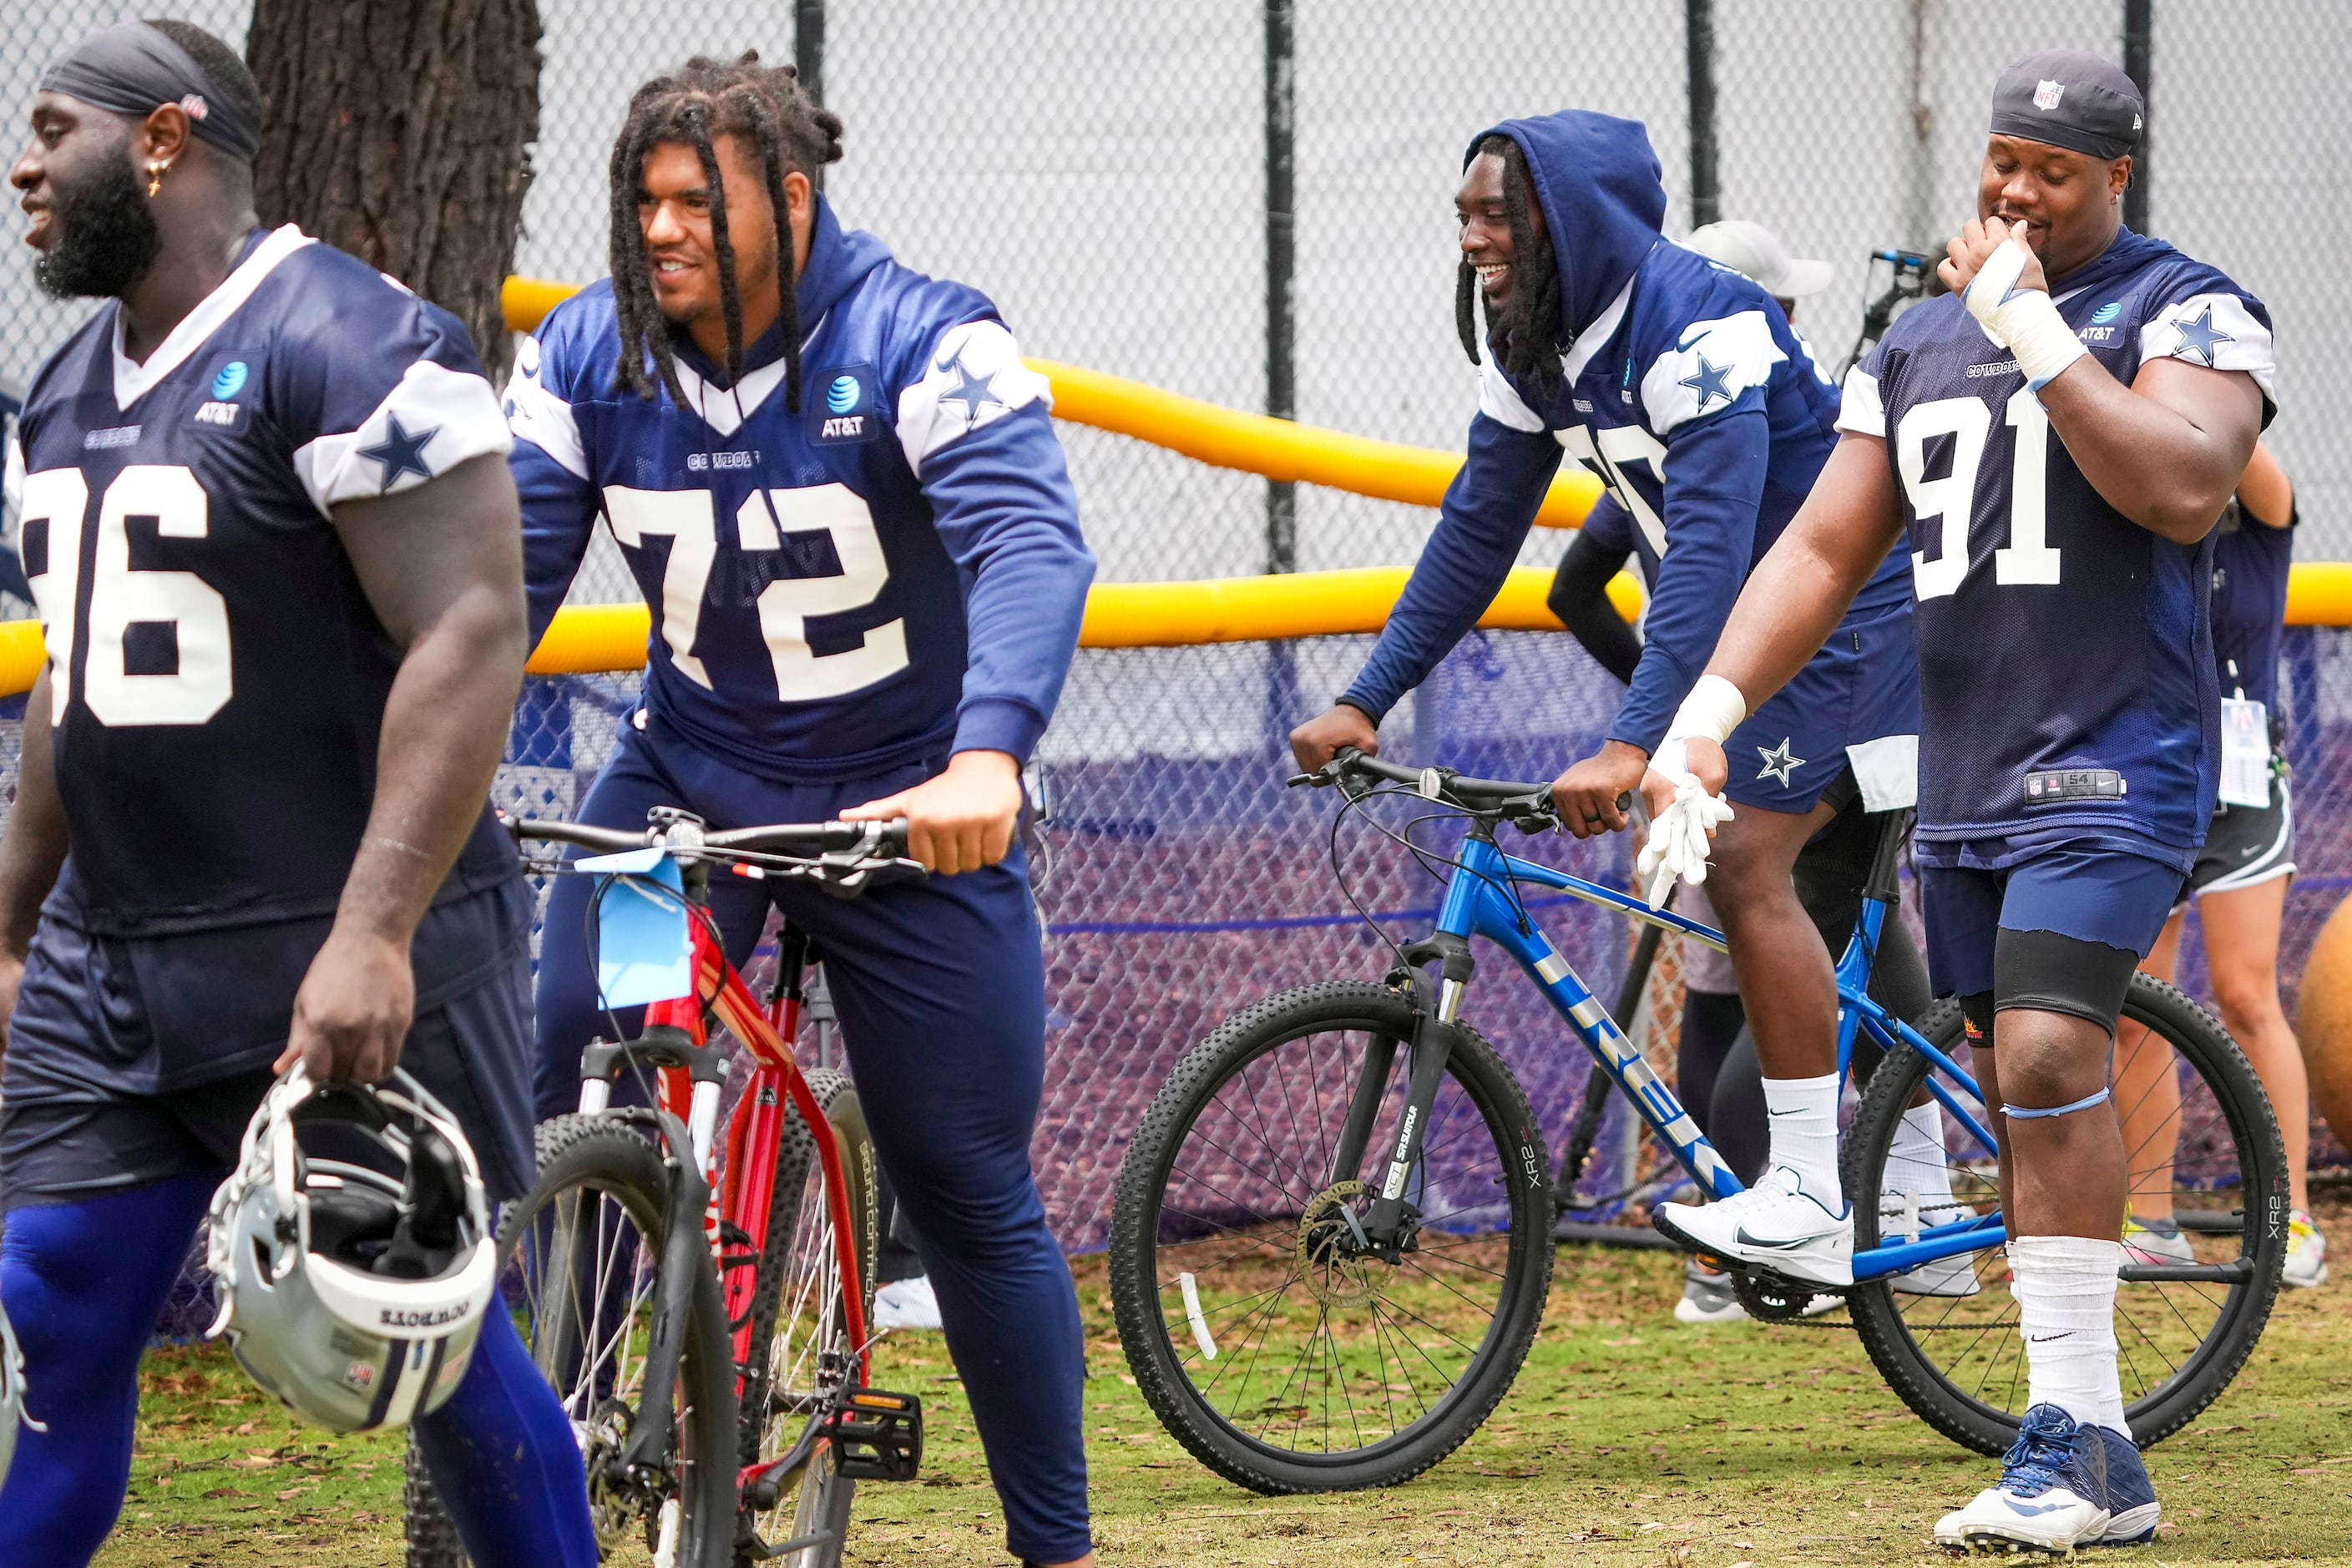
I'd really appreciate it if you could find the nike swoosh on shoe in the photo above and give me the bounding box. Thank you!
[1733,1227,1821,1250]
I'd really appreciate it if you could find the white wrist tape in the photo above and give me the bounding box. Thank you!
[1962,239,2087,392]
[1665,674,1748,747]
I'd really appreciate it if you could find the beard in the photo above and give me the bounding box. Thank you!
[34,146,163,301]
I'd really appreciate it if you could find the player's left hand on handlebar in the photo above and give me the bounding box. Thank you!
[277,926,417,1085]
[842,748,1022,877]
[1636,738,1736,909]
[1550,740,1651,840]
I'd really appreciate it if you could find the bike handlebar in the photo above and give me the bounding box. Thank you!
[1297,748,1560,826]
[503,813,913,860]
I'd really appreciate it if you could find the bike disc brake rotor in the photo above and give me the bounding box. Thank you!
[1296,1181,1382,1308]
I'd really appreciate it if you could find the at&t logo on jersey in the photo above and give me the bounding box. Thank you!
[810,364,882,444]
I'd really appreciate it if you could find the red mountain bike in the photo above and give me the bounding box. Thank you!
[406,807,926,1568]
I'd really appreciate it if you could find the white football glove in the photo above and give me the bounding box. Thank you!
[1636,735,1736,910]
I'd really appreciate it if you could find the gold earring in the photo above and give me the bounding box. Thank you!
[145,160,168,198]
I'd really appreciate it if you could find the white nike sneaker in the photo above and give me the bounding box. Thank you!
[1933,1404,2115,1555]
[1653,1166,1853,1287]
[1674,1265,1747,1324]
[873,1275,943,1332]
[2284,1210,2329,1288]
[1878,1194,1985,1297]
[2120,1211,2195,1269]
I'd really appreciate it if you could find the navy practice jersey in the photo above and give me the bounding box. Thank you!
[510,196,1094,783]
[1842,228,2277,851]
[3,226,520,935]
[1343,110,1909,752]
[2209,499,2294,716]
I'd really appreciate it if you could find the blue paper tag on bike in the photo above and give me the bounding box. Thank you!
[589,857,693,1008]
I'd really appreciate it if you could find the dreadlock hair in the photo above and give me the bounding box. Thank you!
[608,51,844,412]
[1454,134,1565,392]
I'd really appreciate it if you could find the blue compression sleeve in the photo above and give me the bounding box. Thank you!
[412,1297,598,1568]
[1607,408,1770,752]
[0,1174,216,1567]
[918,400,1095,763]
[1340,412,1563,721]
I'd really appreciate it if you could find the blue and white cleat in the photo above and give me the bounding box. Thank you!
[2092,1424,2161,1545]
[1933,1404,2113,1555]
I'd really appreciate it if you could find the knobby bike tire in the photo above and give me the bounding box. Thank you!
[732,1070,878,1568]
[404,1115,741,1568]
[1109,980,1554,1494]
[1843,979,2287,1456]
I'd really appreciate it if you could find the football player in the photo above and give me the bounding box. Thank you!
[1292,110,1922,1289]
[1649,52,2271,1554]
[0,22,594,1565]
[508,54,1098,1566]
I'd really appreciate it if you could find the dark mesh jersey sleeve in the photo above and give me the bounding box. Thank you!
[266,253,511,516]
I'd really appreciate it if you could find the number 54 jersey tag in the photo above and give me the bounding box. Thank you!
[2218,696,2272,809]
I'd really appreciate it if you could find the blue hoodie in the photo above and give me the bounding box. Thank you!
[1343,110,1909,752]
[506,194,1095,781]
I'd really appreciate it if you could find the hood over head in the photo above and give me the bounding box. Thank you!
[1466,110,1666,346]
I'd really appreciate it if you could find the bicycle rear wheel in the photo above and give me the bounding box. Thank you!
[733,1069,879,1568]
[1109,981,1553,1493]
[1844,979,2287,1455]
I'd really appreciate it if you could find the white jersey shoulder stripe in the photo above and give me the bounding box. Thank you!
[895,319,1050,475]
[503,334,587,480]
[1475,355,1545,432]
[1835,366,1885,439]
[291,360,511,516]
[2139,291,2277,403]
[1640,309,1787,435]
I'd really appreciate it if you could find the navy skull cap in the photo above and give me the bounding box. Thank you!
[1989,50,2143,162]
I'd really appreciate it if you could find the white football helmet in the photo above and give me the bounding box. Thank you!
[205,1064,498,1433]
[0,1295,26,1485]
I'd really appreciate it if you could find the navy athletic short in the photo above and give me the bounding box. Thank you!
[1916,830,2189,1021]
[0,877,539,1209]
[1723,596,1919,815]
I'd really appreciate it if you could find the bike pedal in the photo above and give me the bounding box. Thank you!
[831,1388,923,1482]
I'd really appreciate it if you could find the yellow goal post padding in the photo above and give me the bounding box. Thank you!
[498,277,1604,529]
[1,563,2348,696]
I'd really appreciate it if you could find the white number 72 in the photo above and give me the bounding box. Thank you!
[601,483,909,702]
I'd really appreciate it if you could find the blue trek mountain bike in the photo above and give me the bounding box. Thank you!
[1107,750,2286,1493]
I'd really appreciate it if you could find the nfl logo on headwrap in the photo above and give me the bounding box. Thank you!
[179,94,209,121]
[2033,79,2065,112]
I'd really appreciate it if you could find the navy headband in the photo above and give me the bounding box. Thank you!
[1988,49,2143,163]
[38,21,262,164]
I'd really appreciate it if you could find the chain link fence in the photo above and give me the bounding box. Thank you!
[3,3,2350,1269]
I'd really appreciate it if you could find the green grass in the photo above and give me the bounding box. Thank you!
[97,1200,2352,1567]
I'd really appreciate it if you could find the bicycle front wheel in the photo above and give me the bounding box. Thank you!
[518,1115,741,1566]
[1844,979,2287,1455]
[734,1069,879,1568]
[1109,980,1554,1493]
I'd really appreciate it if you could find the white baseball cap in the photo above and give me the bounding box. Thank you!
[1683,220,1834,300]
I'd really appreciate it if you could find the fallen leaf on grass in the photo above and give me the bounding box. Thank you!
[200,1488,241,1499]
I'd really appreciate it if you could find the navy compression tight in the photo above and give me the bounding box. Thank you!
[0,1175,596,1568]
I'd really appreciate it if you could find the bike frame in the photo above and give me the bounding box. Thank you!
[604,872,873,1496]
[1392,822,2006,1282]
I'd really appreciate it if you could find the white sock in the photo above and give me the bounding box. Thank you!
[1762,1071,1844,1213]
[2011,1235,2127,1434]
[1884,1103,1956,1230]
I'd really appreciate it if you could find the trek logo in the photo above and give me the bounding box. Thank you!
[810,364,883,445]
[381,1301,473,1329]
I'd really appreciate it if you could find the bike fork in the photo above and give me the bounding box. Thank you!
[1349,933,1474,1252]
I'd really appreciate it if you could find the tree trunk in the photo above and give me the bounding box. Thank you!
[246,0,539,375]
